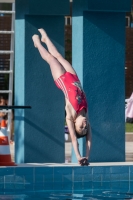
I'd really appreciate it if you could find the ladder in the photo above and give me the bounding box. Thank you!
[0,0,15,139]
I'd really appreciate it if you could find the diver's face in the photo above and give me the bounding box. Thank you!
[75,117,87,136]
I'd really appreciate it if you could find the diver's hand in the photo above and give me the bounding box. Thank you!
[78,157,89,166]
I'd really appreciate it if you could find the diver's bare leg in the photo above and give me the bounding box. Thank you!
[32,35,66,80]
[38,28,76,75]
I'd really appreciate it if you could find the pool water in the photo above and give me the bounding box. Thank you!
[0,165,133,200]
[0,189,133,200]
[0,181,133,200]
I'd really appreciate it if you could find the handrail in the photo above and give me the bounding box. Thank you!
[0,70,13,74]
[0,31,14,34]
[0,10,15,14]
[0,106,31,110]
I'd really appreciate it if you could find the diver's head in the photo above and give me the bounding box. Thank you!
[74,116,88,138]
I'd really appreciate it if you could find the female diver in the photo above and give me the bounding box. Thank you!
[32,29,91,165]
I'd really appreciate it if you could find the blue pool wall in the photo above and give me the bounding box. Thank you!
[15,0,70,163]
[72,0,132,162]
[0,165,133,191]
[15,0,132,164]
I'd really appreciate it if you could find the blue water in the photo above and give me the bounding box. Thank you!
[0,188,133,199]
[1,165,133,199]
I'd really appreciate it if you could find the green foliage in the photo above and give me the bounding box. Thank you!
[125,123,133,132]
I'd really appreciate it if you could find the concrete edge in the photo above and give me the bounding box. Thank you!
[0,162,133,167]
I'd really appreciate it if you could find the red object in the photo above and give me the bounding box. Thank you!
[0,120,16,166]
[55,72,88,114]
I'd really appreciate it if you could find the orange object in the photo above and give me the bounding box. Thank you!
[0,119,16,166]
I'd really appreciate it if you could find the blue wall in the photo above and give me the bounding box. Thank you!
[15,0,70,163]
[72,0,132,162]
[15,0,132,163]
[83,12,125,162]
[1,165,133,194]
[87,0,132,11]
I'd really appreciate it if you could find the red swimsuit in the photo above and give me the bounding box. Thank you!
[55,72,88,114]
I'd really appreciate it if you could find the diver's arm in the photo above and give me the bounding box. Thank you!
[66,118,81,161]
